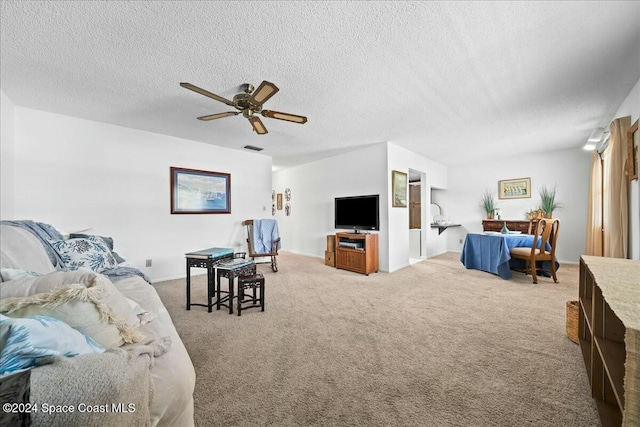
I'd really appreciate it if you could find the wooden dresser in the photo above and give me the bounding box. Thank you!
[482,219,537,234]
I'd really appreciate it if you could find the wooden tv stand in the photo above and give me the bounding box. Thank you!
[335,233,379,275]
[578,256,640,426]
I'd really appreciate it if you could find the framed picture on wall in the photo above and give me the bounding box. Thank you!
[498,177,531,199]
[170,167,231,214]
[392,170,408,207]
[277,193,283,210]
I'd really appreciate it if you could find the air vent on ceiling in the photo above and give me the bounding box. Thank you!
[244,145,263,151]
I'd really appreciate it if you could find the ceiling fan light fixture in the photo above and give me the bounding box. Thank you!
[249,116,268,134]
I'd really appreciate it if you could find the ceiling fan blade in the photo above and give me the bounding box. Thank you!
[249,116,268,135]
[249,81,279,106]
[197,111,240,121]
[180,82,235,107]
[261,110,308,124]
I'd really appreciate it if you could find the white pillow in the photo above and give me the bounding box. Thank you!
[0,274,145,348]
[0,314,104,375]
[49,236,118,272]
[0,270,140,329]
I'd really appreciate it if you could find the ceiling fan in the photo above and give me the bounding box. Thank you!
[180,81,307,135]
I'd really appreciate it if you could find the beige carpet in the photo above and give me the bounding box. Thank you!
[154,252,599,427]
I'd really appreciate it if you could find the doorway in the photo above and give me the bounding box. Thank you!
[408,169,425,263]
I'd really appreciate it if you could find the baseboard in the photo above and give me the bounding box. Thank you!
[151,271,206,284]
[283,249,323,260]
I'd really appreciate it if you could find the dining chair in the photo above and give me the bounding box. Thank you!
[510,218,560,284]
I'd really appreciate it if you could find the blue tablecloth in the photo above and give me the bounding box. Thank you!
[459,233,553,279]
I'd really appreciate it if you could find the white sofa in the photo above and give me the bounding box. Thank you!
[0,222,195,426]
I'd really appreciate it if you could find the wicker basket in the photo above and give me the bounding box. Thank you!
[566,300,579,344]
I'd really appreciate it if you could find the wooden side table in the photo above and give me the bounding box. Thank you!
[216,259,257,315]
[237,273,265,316]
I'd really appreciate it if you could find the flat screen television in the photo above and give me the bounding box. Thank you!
[334,194,379,232]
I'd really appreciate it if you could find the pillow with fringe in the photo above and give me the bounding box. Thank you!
[0,270,142,328]
[0,278,144,348]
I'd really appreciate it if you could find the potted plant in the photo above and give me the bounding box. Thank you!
[481,190,496,219]
[538,185,563,218]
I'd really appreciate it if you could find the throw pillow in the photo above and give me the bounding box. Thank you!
[69,233,127,264]
[49,236,118,272]
[0,314,104,375]
[0,270,141,329]
[0,279,145,348]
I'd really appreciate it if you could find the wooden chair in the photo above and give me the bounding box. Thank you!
[243,219,280,272]
[510,218,560,284]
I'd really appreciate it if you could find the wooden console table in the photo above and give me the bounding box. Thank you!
[579,256,640,426]
[482,219,537,234]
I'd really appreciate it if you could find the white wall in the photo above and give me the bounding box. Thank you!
[8,107,272,281]
[386,143,448,271]
[1,91,15,219]
[272,142,448,273]
[439,147,591,263]
[612,77,639,260]
[272,143,389,268]
[429,188,451,257]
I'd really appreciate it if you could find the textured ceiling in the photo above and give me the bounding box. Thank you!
[1,1,639,170]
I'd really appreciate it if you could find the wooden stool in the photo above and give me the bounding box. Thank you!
[236,273,265,316]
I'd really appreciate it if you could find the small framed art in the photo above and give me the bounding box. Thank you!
[392,170,408,207]
[498,177,531,199]
[170,167,231,214]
